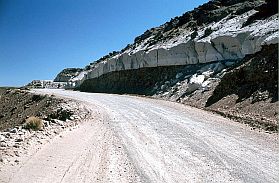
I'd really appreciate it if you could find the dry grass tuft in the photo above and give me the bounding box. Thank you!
[24,116,43,131]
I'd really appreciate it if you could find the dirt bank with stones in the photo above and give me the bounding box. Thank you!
[153,44,278,131]
[0,88,91,167]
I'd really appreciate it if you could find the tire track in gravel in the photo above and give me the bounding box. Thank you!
[2,89,277,183]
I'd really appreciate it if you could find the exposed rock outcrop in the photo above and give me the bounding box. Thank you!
[54,68,82,82]
[153,44,278,131]
[56,0,278,130]
[79,65,187,94]
[206,44,278,107]
[70,0,278,90]
[26,80,66,89]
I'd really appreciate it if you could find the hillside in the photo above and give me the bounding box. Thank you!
[56,0,278,130]
[54,68,83,82]
[0,88,74,131]
[66,0,277,89]
[0,88,90,167]
[1,1,278,180]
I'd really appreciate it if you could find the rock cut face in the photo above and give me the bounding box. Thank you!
[71,0,278,88]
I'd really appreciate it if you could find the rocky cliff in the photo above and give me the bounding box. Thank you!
[69,0,278,90]
[59,0,278,130]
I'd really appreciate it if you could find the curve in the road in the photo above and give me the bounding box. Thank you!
[3,89,278,183]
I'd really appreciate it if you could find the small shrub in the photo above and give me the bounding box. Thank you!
[191,31,198,39]
[32,94,44,102]
[24,116,43,131]
[204,27,213,37]
[85,65,91,70]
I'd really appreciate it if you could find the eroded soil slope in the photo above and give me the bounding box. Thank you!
[0,88,90,169]
[0,88,73,131]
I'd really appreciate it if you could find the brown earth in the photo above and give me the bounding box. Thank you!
[0,88,73,131]
[0,88,90,168]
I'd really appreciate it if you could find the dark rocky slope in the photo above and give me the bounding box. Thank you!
[206,44,278,107]
[180,44,278,131]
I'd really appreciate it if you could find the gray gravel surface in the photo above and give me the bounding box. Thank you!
[1,89,278,183]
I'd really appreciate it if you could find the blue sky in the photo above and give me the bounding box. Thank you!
[0,0,208,87]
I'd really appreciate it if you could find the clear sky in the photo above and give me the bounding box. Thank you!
[0,0,208,87]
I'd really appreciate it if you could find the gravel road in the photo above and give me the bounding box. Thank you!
[1,89,278,183]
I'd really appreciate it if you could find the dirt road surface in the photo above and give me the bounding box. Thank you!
[1,89,278,183]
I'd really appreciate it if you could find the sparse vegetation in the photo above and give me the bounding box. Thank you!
[203,27,213,37]
[24,116,43,131]
[121,44,132,52]
[191,31,198,39]
[0,89,66,131]
[85,65,91,70]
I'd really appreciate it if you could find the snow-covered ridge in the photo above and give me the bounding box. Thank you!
[69,7,278,87]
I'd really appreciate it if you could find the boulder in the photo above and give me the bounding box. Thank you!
[10,128,18,134]
[224,61,235,67]
[201,80,212,91]
[165,81,171,85]
[0,134,5,142]
[212,62,226,73]
[161,84,167,91]
[202,70,214,79]
[187,74,205,93]
[175,72,183,79]
[52,119,64,126]
[43,120,50,127]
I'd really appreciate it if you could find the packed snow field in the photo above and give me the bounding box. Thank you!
[1,89,277,183]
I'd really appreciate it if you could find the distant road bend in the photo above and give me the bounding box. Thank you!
[6,89,279,183]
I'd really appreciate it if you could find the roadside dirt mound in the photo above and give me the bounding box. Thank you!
[0,88,91,168]
[0,88,73,131]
